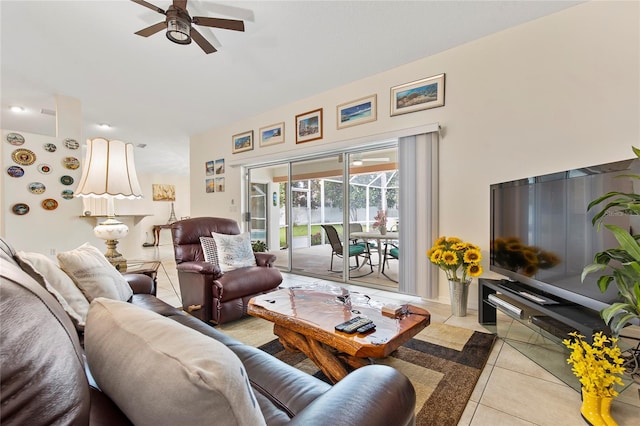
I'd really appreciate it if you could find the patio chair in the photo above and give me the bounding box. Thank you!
[382,242,399,282]
[349,222,379,262]
[321,224,372,272]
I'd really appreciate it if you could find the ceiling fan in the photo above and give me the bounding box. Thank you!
[130,0,245,54]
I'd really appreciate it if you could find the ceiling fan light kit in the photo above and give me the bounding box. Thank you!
[131,0,245,54]
[166,7,191,44]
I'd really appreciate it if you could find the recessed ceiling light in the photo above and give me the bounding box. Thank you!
[10,106,24,113]
[352,160,363,166]
[98,123,111,129]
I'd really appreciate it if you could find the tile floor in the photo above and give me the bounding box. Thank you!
[132,244,640,425]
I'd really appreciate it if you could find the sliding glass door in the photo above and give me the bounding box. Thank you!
[289,154,343,275]
[347,147,399,285]
[245,143,399,288]
[249,182,267,242]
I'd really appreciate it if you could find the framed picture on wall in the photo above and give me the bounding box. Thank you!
[295,108,323,144]
[206,160,215,175]
[232,130,254,154]
[259,122,285,147]
[390,73,445,116]
[206,179,215,193]
[215,158,225,174]
[215,177,225,192]
[337,94,377,129]
[152,184,176,201]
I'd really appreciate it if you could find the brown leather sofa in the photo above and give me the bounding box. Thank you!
[171,217,282,324]
[0,237,417,426]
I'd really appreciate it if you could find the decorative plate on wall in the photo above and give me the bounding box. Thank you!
[43,143,57,152]
[6,133,25,145]
[64,138,79,150]
[61,189,74,199]
[62,157,80,170]
[38,164,52,174]
[12,203,30,215]
[7,166,24,178]
[41,199,58,210]
[28,182,46,194]
[60,175,74,185]
[12,148,36,166]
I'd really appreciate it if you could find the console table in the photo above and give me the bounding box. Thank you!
[152,224,172,246]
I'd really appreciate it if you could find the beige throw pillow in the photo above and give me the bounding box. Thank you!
[15,251,89,329]
[210,232,256,272]
[57,243,132,302]
[84,298,266,426]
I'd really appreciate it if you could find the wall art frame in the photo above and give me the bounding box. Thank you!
[152,184,176,201]
[205,160,215,176]
[259,122,285,147]
[390,73,445,116]
[214,158,225,174]
[206,179,215,193]
[336,94,377,129]
[295,108,323,144]
[232,130,254,154]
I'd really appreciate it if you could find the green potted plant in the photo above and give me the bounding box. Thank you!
[251,240,268,253]
[582,146,640,336]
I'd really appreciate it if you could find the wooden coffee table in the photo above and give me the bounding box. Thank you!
[248,285,430,383]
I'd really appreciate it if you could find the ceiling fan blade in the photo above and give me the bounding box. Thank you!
[135,21,166,37]
[192,16,245,32]
[130,0,166,15]
[173,0,187,10]
[190,28,217,54]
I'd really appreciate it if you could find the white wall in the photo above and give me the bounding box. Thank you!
[189,2,639,304]
[1,128,190,257]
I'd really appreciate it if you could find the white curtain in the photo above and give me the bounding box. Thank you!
[398,131,439,298]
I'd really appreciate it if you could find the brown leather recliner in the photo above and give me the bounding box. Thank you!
[171,217,282,324]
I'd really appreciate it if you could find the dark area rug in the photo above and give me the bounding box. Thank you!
[258,324,496,426]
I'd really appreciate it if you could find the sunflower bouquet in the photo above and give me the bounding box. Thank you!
[562,331,625,397]
[427,236,483,283]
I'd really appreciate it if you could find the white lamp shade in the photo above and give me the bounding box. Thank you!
[75,138,143,199]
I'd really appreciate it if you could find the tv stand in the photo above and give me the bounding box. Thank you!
[479,278,608,339]
[478,278,610,391]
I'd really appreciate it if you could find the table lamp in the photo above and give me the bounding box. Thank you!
[75,138,143,272]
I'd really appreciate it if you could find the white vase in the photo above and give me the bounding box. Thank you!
[379,225,387,235]
[449,279,471,316]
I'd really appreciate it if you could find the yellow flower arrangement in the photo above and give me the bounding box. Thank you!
[427,236,483,282]
[562,331,625,397]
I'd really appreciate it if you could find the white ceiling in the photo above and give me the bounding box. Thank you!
[1,0,582,175]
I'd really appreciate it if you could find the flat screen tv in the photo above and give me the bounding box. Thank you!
[490,157,639,312]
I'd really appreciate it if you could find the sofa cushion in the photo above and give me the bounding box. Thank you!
[15,250,89,329]
[199,236,219,266]
[84,298,266,426]
[211,231,256,272]
[0,259,91,425]
[57,243,133,302]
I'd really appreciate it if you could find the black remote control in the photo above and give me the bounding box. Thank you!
[335,316,372,333]
[356,322,376,334]
[335,316,364,332]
